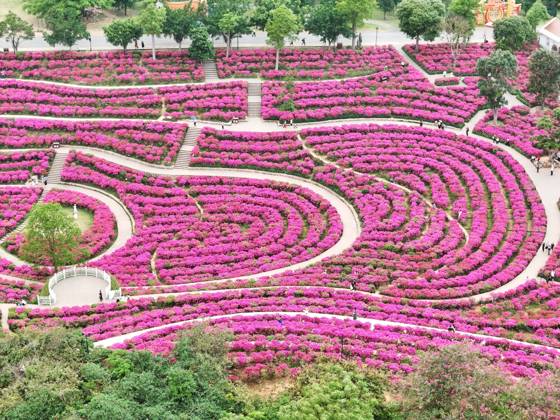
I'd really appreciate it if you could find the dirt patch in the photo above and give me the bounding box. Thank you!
[244,376,295,400]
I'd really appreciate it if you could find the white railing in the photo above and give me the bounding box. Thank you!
[38,266,121,306]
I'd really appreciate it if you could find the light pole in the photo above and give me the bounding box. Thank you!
[375,26,379,47]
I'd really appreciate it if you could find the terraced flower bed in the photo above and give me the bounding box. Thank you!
[0,187,42,238]
[60,152,342,286]
[4,189,117,264]
[0,118,188,165]
[0,80,247,121]
[0,276,41,303]
[0,50,204,85]
[474,106,547,157]
[0,150,53,183]
[261,66,484,125]
[216,46,404,79]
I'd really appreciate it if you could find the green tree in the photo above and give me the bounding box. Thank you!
[536,108,560,152]
[304,0,351,50]
[493,16,535,51]
[526,0,550,28]
[252,0,307,31]
[442,14,473,70]
[378,0,396,19]
[277,361,391,420]
[23,0,112,18]
[218,11,252,58]
[397,0,446,51]
[336,0,376,49]
[20,203,84,271]
[477,49,517,122]
[0,12,34,53]
[448,0,479,29]
[103,18,143,52]
[113,0,136,16]
[528,49,560,109]
[523,0,557,16]
[399,345,513,418]
[137,2,166,60]
[42,7,90,49]
[163,6,196,49]
[205,0,253,57]
[189,25,215,62]
[266,5,301,70]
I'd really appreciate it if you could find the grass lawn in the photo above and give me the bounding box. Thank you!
[61,207,93,233]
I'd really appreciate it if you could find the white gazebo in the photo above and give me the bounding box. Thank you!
[538,17,560,53]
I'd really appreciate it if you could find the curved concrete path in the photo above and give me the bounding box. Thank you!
[93,311,560,356]
[51,275,107,307]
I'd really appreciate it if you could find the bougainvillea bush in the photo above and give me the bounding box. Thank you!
[0,151,53,183]
[216,46,405,80]
[474,106,547,157]
[0,187,41,238]
[0,50,204,85]
[0,118,188,165]
[0,80,247,121]
[0,276,42,303]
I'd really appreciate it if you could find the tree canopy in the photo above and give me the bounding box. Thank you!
[397,0,446,51]
[526,0,550,28]
[305,0,351,50]
[477,49,517,121]
[20,202,85,272]
[137,2,166,59]
[0,12,34,53]
[335,0,376,49]
[265,5,301,70]
[103,18,143,52]
[528,48,560,108]
[493,16,535,51]
[189,25,215,62]
[163,6,197,49]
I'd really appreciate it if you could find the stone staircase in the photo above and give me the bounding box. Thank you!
[175,126,201,169]
[47,150,68,185]
[248,101,261,118]
[203,60,219,81]
[248,81,261,96]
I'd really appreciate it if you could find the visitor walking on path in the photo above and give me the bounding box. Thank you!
[98,290,103,302]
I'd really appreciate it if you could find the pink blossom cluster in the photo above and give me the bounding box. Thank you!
[0,186,41,238]
[0,50,204,85]
[191,127,316,176]
[261,65,484,125]
[0,79,248,121]
[115,314,560,379]
[474,106,547,157]
[216,46,405,80]
[434,76,460,86]
[542,248,560,280]
[0,150,53,183]
[159,81,248,121]
[0,276,41,303]
[60,152,342,286]
[0,118,188,165]
[298,124,545,298]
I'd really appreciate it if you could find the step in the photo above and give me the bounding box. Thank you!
[175,146,193,169]
[248,82,261,96]
[203,60,219,81]
[47,151,68,185]
[248,101,261,117]
[184,126,201,147]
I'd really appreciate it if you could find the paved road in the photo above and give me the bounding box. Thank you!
[0,27,495,52]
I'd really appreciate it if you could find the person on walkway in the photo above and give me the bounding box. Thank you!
[301,38,306,46]
[419,120,423,127]
[551,270,556,282]
[141,41,145,48]
[134,40,138,49]
[448,324,456,333]
[352,310,357,320]
[465,127,469,136]
[98,290,103,302]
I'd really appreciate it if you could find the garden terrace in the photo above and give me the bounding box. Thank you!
[0,186,42,238]
[300,124,545,298]
[474,106,548,157]
[0,150,52,183]
[61,152,342,286]
[0,118,188,165]
[3,189,117,264]
[190,128,318,176]
[216,46,405,80]
[0,276,41,303]
[0,80,248,121]
[112,314,560,379]
[0,50,204,85]
[403,43,547,106]
[261,66,484,125]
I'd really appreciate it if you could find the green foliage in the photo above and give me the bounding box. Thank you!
[137,2,166,59]
[523,0,556,17]
[528,49,560,108]
[23,0,112,19]
[396,0,446,50]
[189,25,215,62]
[493,16,535,51]
[113,0,136,16]
[205,0,253,53]
[103,18,143,52]
[265,5,301,70]
[448,0,479,28]
[0,12,34,53]
[305,0,351,48]
[252,0,307,31]
[219,11,252,57]
[526,0,550,28]
[442,14,474,68]
[335,0,376,48]
[399,344,513,418]
[20,203,84,271]
[377,0,396,19]
[163,6,197,48]
[536,108,560,151]
[477,49,517,121]
[42,7,90,49]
